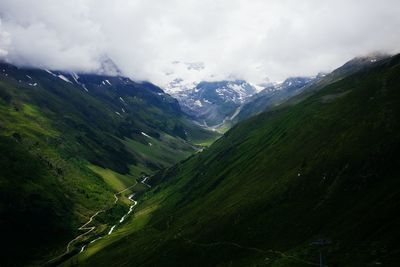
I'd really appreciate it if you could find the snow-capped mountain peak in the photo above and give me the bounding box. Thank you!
[170,79,260,126]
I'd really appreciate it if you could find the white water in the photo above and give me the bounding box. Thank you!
[59,180,148,256]
[90,237,102,244]
[108,225,116,235]
[108,194,137,234]
[141,176,151,188]
[47,182,140,263]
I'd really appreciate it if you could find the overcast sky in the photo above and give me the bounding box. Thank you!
[0,0,399,86]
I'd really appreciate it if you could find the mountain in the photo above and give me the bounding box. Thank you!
[234,54,390,124]
[0,62,218,266]
[171,80,260,127]
[234,76,315,123]
[330,52,390,78]
[71,54,400,266]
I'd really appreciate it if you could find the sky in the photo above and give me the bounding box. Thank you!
[0,0,399,87]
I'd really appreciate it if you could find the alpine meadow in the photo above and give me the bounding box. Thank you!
[0,1,399,266]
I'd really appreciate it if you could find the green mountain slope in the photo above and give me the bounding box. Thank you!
[75,54,400,266]
[234,54,389,126]
[0,63,218,266]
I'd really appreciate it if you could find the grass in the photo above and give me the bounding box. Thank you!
[122,133,194,169]
[88,165,136,192]
[0,63,217,266]
[75,54,400,266]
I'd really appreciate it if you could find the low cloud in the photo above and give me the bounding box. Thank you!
[0,0,399,86]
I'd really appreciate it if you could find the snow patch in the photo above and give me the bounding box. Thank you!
[58,74,72,83]
[194,100,202,107]
[45,69,57,77]
[249,82,264,92]
[81,84,89,92]
[71,72,79,82]
[70,72,88,92]
[141,132,151,138]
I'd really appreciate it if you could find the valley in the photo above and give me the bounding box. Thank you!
[1,53,399,266]
[0,63,218,266]
[1,1,399,266]
[1,1,400,266]
[0,38,398,267]
[58,54,400,266]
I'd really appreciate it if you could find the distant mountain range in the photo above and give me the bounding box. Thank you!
[164,53,390,129]
[170,80,261,127]
[164,76,318,128]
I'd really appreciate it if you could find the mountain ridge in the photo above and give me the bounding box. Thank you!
[0,62,218,266]
[71,53,400,267]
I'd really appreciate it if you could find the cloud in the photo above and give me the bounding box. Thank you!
[0,0,399,86]
[0,20,11,57]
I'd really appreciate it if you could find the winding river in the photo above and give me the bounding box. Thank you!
[47,178,149,264]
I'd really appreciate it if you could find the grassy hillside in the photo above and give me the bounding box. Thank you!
[235,55,389,125]
[0,64,217,266]
[74,54,400,266]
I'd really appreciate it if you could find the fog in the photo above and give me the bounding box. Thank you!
[0,0,399,86]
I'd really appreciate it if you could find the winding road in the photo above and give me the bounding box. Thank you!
[47,180,140,264]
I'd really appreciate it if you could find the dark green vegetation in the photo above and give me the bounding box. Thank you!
[235,54,390,125]
[73,54,400,266]
[235,54,391,126]
[0,64,218,266]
